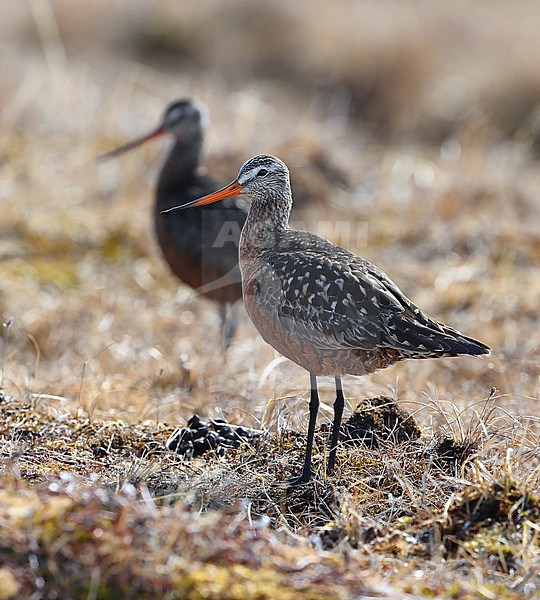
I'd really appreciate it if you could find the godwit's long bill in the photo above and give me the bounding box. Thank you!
[99,99,247,348]
[163,155,490,485]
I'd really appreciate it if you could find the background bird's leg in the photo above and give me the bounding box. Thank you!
[219,302,239,351]
[290,373,319,485]
[327,376,345,473]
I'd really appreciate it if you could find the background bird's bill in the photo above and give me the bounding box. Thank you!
[97,126,166,161]
[161,181,245,214]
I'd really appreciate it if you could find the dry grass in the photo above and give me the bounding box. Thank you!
[1,1,539,597]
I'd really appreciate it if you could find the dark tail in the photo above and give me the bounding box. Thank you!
[438,331,491,357]
[387,313,491,358]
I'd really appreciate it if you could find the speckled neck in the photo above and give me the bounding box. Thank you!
[241,185,293,254]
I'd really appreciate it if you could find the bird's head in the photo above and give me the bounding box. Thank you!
[97,98,206,160]
[160,99,206,137]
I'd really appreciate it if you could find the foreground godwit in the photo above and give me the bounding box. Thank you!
[163,155,490,484]
[99,99,246,347]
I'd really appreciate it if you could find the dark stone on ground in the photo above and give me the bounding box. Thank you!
[166,414,260,458]
[339,396,422,448]
[431,435,476,472]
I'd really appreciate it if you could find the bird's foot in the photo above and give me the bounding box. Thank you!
[287,470,313,488]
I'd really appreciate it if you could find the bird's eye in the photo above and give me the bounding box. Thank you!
[257,169,268,177]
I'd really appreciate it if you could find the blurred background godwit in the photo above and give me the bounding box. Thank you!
[98,99,247,349]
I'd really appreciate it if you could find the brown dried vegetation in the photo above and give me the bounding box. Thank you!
[1,1,539,598]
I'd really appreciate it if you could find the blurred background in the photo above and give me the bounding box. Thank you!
[1,0,538,431]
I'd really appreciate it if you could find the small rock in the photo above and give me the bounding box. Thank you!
[93,445,108,458]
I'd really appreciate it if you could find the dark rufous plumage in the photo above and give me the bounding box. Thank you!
[100,99,246,346]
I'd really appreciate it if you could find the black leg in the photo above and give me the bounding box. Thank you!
[219,302,239,351]
[290,373,319,485]
[327,376,344,474]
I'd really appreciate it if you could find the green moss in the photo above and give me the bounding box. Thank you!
[175,564,328,600]
[463,523,516,563]
[8,259,80,290]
